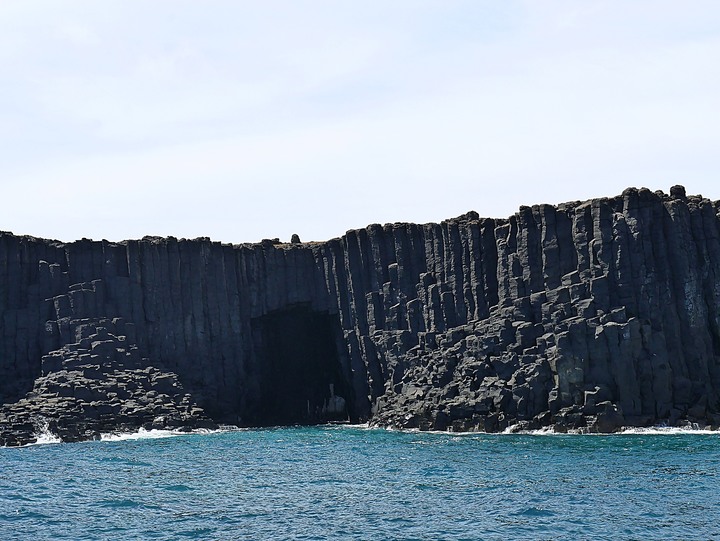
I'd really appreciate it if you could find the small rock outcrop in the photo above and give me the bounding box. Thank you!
[2,185,720,444]
[0,318,215,445]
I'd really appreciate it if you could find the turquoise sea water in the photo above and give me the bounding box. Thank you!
[1,426,719,540]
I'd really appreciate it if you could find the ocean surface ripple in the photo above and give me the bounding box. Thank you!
[2,426,719,540]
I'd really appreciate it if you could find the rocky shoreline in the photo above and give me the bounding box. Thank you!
[0,319,216,446]
[3,185,720,445]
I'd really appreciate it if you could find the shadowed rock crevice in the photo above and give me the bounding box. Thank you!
[249,305,351,425]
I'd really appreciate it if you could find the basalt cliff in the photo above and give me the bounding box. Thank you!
[2,185,720,445]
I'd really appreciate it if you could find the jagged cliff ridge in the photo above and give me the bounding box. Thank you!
[2,185,720,444]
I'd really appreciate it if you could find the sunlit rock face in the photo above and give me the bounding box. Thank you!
[3,185,720,443]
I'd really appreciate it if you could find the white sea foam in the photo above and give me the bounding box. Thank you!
[99,426,242,442]
[617,426,719,435]
[100,428,187,441]
[22,419,62,446]
[100,428,228,441]
[359,423,720,437]
[325,422,371,430]
[498,425,720,436]
[32,430,62,445]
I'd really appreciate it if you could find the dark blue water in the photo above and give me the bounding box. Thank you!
[1,426,719,540]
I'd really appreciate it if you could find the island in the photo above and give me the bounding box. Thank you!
[2,185,719,445]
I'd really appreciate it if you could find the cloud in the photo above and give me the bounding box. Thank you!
[1,1,719,242]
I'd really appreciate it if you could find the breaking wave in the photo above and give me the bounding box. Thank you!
[28,419,62,446]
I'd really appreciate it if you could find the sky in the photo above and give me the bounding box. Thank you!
[2,1,719,244]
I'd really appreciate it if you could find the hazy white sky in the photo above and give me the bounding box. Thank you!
[2,1,719,243]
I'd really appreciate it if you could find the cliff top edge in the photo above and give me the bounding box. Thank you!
[1,184,715,248]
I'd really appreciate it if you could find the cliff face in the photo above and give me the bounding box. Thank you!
[2,185,720,443]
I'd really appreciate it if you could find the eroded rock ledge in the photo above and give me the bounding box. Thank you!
[2,185,720,444]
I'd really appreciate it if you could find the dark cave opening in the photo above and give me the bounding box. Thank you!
[250,305,352,425]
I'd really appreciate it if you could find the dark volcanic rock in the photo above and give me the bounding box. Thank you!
[0,320,215,445]
[2,185,720,444]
